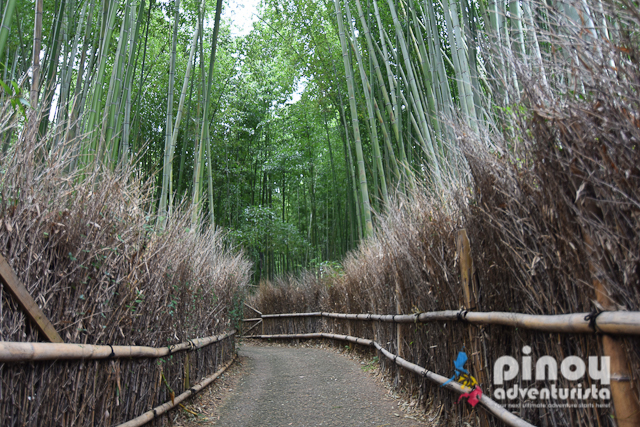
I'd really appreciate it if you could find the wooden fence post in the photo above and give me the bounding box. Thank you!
[583,233,640,427]
[457,229,489,426]
[0,254,63,343]
[395,271,403,359]
[184,353,190,389]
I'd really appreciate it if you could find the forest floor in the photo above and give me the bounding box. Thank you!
[173,341,432,426]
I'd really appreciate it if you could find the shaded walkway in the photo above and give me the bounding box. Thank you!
[214,344,422,426]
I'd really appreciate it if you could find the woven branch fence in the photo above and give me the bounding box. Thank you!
[0,332,236,426]
[243,307,640,427]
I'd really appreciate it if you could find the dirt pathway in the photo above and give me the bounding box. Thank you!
[205,343,422,427]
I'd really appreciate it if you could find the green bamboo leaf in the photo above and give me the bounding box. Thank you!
[0,79,10,94]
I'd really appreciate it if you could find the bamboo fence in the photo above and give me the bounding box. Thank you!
[0,331,235,362]
[0,332,236,426]
[245,310,640,335]
[244,306,640,427]
[114,356,236,427]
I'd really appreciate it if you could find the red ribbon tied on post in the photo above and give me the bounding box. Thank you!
[456,386,483,408]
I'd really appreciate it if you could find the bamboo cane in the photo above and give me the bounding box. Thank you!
[191,0,223,228]
[120,0,147,164]
[345,4,389,206]
[334,0,374,237]
[256,310,640,335]
[242,319,263,336]
[158,0,181,224]
[352,0,400,180]
[386,0,443,190]
[0,331,235,363]
[102,0,133,160]
[85,0,117,148]
[244,302,262,316]
[371,0,409,173]
[0,0,18,64]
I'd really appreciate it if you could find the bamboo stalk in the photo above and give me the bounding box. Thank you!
[334,0,374,237]
[352,0,400,181]
[83,0,118,165]
[159,2,202,224]
[29,0,43,109]
[241,319,263,336]
[114,356,236,427]
[102,0,132,159]
[54,0,88,145]
[458,230,490,427]
[372,0,409,173]
[191,0,223,228]
[261,312,323,318]
[158,0,182,225]
[0,0,18,64]
[117,0,146,164]
[337,91,363,240]
[0,331,235,363]
[386,0,443,190]
[244,302,262,316]
[345,4,389,206]
[256,311,640,335]
[249,333,534,427]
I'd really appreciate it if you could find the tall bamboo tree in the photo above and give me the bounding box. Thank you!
[191,0,223,228]
[334,0,373,237]
[158,0,181,225]
[345,2,389,206]
[0,0,18,72]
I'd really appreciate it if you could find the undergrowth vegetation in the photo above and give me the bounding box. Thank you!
[0,113,251,425]
[0,128,251,345]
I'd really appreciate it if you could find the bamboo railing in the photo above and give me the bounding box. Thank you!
[0,331,235,362]
[249,332,534,427]
[114,356,236,427]
[1,331,236,427]
[244,310,640,335]
[244,307,640,427]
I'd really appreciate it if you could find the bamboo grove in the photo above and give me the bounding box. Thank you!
[0,0,633,283]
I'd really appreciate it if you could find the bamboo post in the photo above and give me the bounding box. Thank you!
[184,352,190,390]
[395,271,404,359]
[0,254,63,343]
[457,230,473,310]
[457,229,489,426]
[584,233,640,427]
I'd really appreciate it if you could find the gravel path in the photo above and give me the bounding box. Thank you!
[214,343,422,427]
